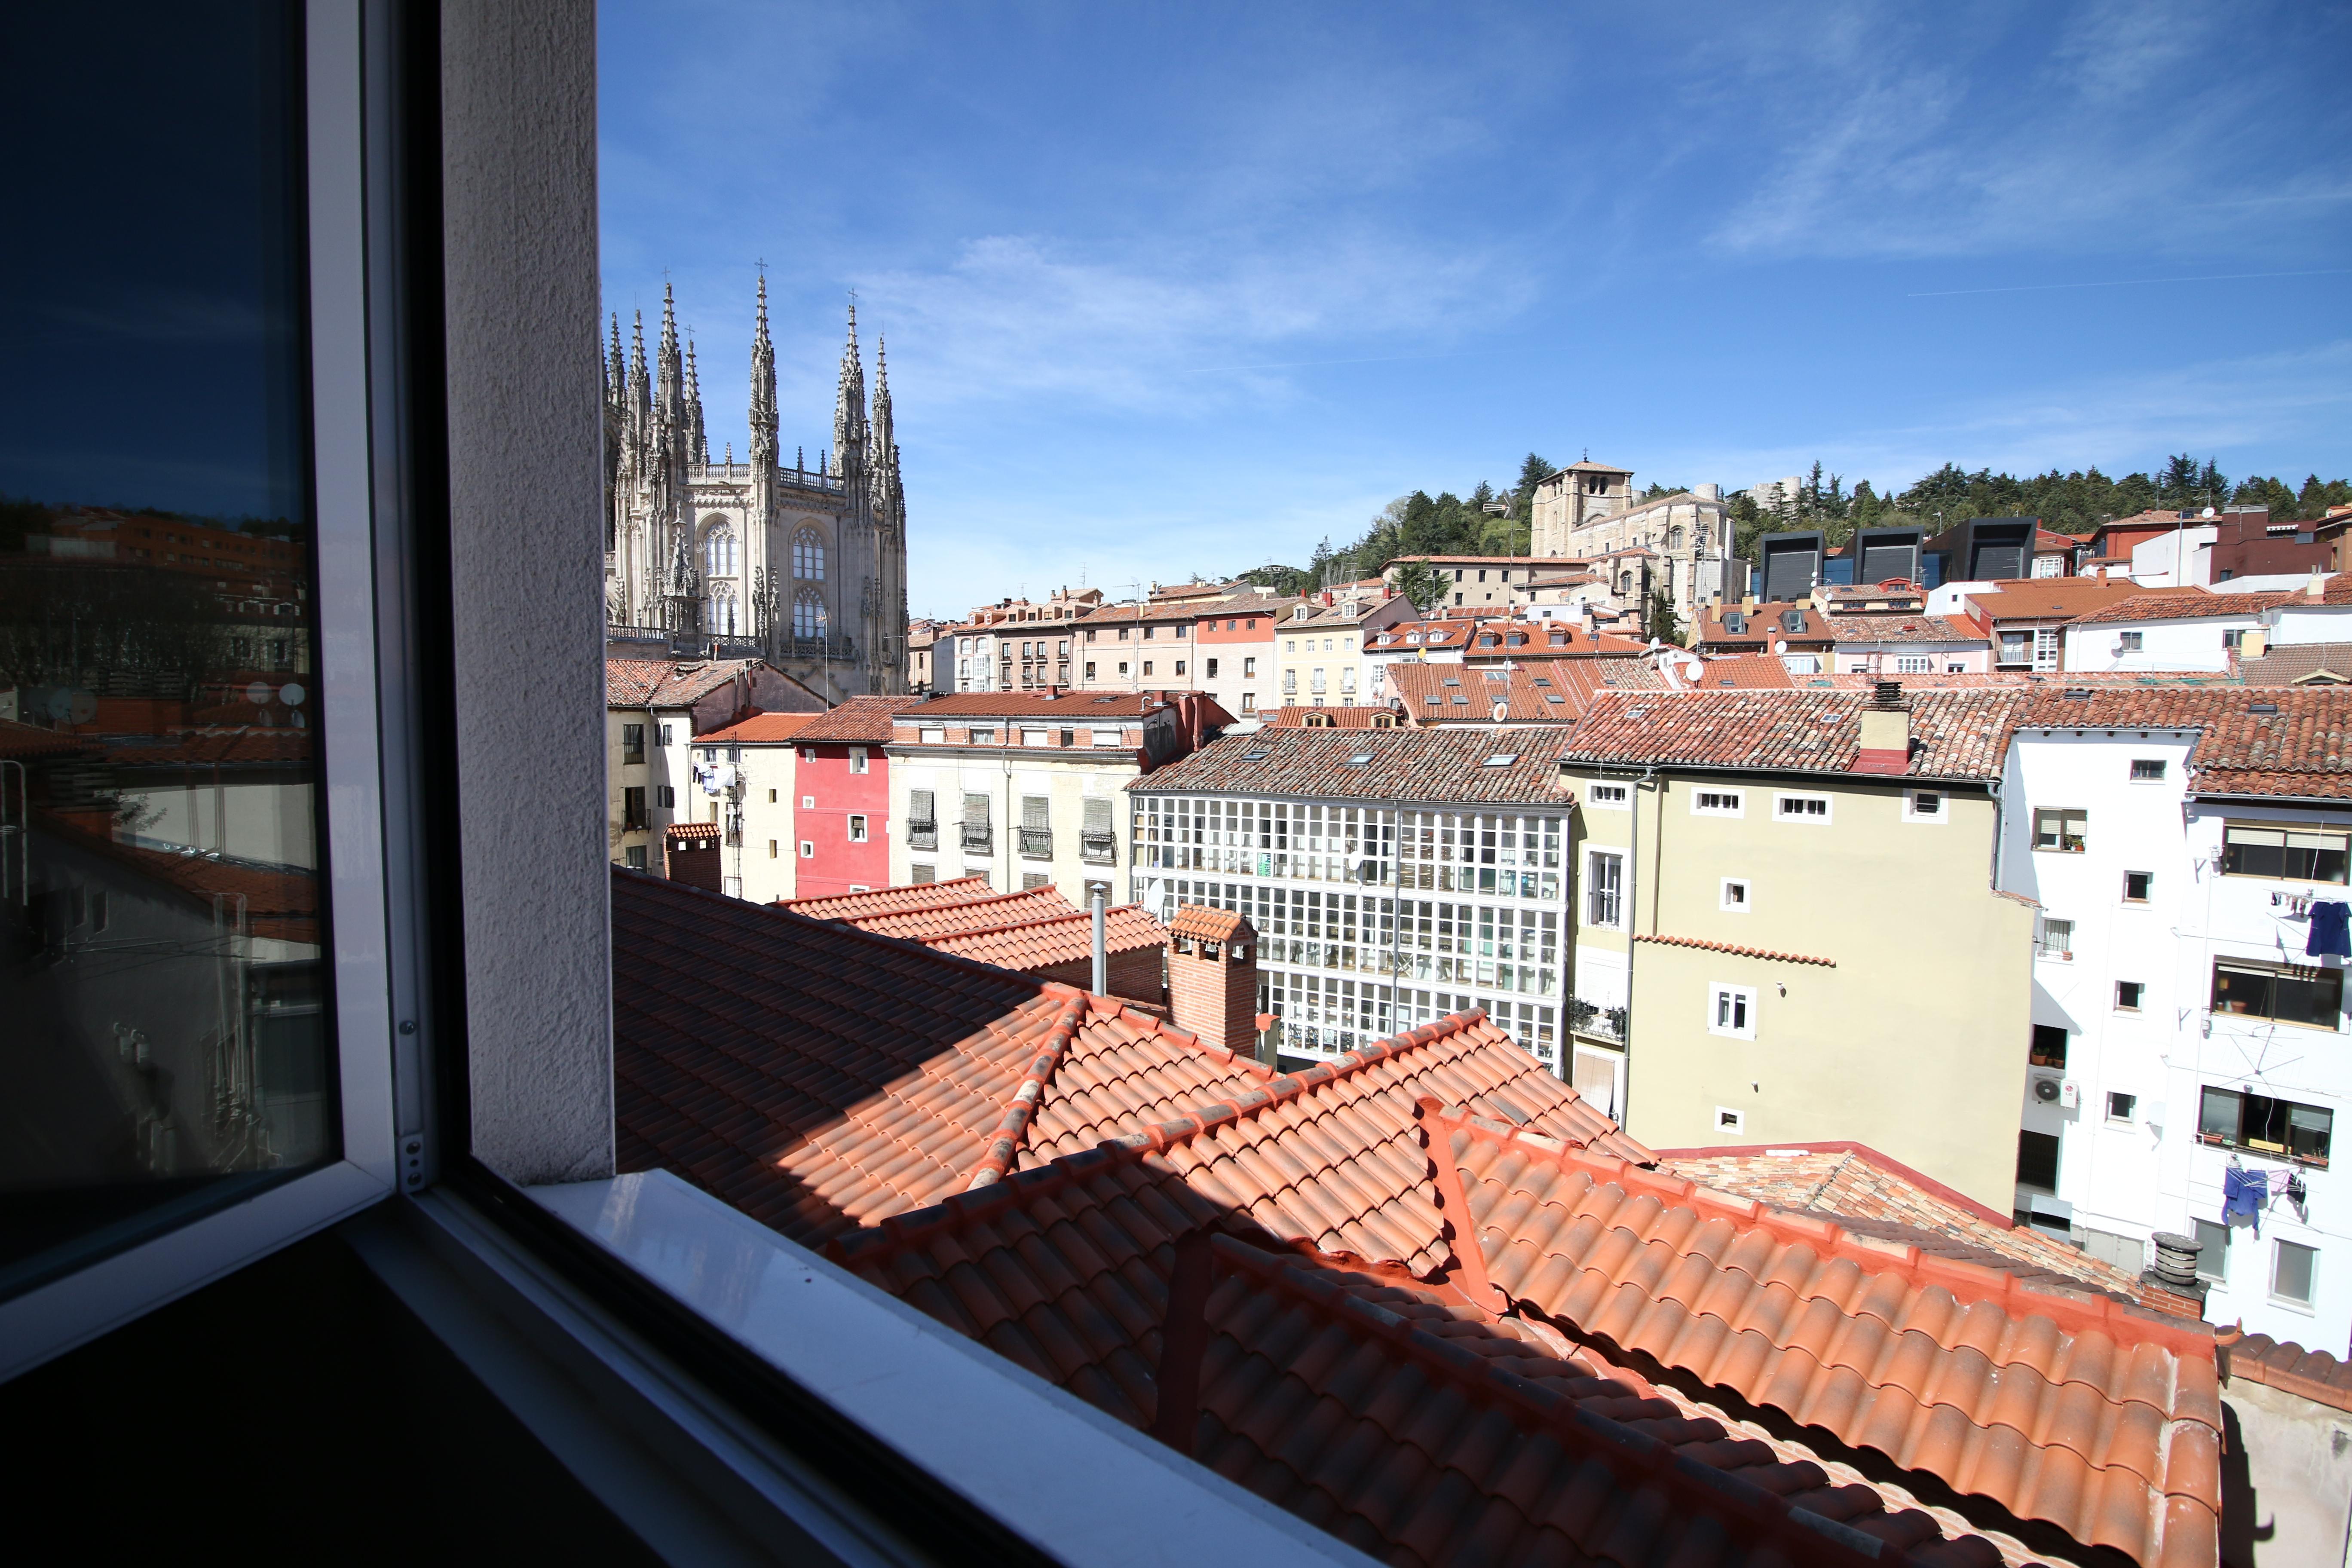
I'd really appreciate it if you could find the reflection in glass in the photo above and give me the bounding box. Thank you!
[0,0,332,1297]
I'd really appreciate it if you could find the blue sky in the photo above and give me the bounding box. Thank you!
[598,0,2352,622]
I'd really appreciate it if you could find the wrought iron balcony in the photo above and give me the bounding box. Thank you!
[1018,827,1053,858]
[1080,831,1117,865]
[960,823,992,852]
[906,820,937,851]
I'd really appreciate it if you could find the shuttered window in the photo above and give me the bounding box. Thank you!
[908,788,934,824]
[1084,799,1113,835]
[963,792,991,824]
[1022,796,1050,830]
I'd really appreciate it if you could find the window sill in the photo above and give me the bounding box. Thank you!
[521,1172,1368,1566]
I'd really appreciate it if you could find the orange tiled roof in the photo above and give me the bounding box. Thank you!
[1443,1110,2222,1568]
[921,904,1168,969]
[697,710,822,744]
[1565,689,2023,779]
[1389,662,1578,723]
[776,877,992,921]
[1264,704,1403,728]
[790,694,931,744]
[1168,904,1250,941]
[664,821,720,845]
[1660,1144,2202,1320]
[1672,654,1797,690]
[2066,592,2290,627]
[1960,580,2206,624]
[604,655,763,707]
[1634,931,1835,966]
[613,870,1269,1247]
[849,885,1080,940]
[2218,1328,2352,1413]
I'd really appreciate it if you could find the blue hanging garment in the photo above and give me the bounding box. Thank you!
[2306,900,2351,958]
[2223,1164,2265,1234]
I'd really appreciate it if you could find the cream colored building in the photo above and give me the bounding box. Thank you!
[1073,601,1202,693]
[681,711,821,903]
[604,655,825,872]
[1271,591,1414,709]
[1558,685,2038,1214]
[885,692,1222,909]
[1529,459,1635,551]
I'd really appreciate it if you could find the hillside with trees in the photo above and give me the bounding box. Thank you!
[1243,454,2352,589]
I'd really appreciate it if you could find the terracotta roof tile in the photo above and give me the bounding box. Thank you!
[1134,728,1578,804]
[1388,662,1576,724]
[1697,604,1836,648]
[2219,1329,2352,1413]
[923,905,1168,969]
[1671,654,1796,690]
[890,692,1169,719]
[2239,643,2352,686]
[1961,581,2207,624]
[777,877,992,921]
[850,885,1080,940]
[1445,1112,2222,1568]
[2067,592,2290,627]
[605,656,767,708]
[1634,932,1836,966]
[696,710,823,745]
[1169,905,1250,942]
[1264,704,1404,728]
[1565,689,2024,780]
[1824,614,1981,644]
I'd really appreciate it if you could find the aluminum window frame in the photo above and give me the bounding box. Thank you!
[1,0,410,1378]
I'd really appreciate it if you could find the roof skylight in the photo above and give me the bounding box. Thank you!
[1483,753,1519,767]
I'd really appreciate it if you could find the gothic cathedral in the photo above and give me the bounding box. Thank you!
[603,280,909,701]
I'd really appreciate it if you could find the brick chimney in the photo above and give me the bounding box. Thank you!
[1167,905,1261,1059]
[1853,680,1912,775]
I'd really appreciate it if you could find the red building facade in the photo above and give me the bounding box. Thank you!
[787,696,927,900]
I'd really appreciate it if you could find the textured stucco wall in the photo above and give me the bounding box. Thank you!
[441,4,612,1182]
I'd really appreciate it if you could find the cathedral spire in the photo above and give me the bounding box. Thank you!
[832,299,866,488]
[628,309,650,421]
[655,282,683,423]
[607,313,626,410]
[683,332,707,465]
[869,330,897,513]
[748,273,778,469]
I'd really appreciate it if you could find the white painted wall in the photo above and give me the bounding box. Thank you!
[2130,525,2218,587]
[2061,613,2257,674]
[2003,727,2352,1350]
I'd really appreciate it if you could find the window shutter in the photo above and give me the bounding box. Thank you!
[910,788,934,821]
[1084,799,1112,834]
[1022,795,1050,830]
[964,792,990,824]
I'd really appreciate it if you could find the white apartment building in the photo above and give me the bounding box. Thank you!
[2000,689,2352,1347]
[886,691,1221,909]
[2059,597,2278,676]
[1271,592,1414,710]
[1130,729,1574,1075]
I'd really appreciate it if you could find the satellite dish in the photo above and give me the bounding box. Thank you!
[67,690,96,725]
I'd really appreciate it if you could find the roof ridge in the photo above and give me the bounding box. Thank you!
[1425,1106,2220,1365]
[1207,1236,1920,1568]
[922,903,1159,947]
[828,1011,1498,1267]
[1632,931,1837,967]
[861,884,1073,919]
[962,992,1089,1190]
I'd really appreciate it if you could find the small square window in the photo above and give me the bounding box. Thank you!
[910,864,936,883]
[2123,870,2152,902]
[799,841,814,858]
[1709,983,1756,1039]
[1586,783,1629,810]
[2115,980,2144,1011]
[801,795,815,809]
[1720,879,1750,913]
[2037,918,2073,960]
[768,788,778,802]
[625,845,647,870]
[1714,1107,1746,1134]
[2130,759,2167,782]
[1692,789,1744,818]
[1021,873,1050,890]
[768,840,778,858]
[2275,1239,2317,1306]
[2033,808,2088,852]
[2107,1091,2137,1123]
[1904,789,1945,822]
[848,814,868,842]
[849,746,869,774]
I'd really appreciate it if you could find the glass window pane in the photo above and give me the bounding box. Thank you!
[2274,1240,2316,1304]
[0,0,333,1298]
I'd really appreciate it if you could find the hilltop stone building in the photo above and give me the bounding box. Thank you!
[603,281,908,702]
[1530,458,1738,621]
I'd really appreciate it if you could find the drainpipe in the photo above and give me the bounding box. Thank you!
[1091,889,1107,995]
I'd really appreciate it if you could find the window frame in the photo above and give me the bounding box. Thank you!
[1584,782,1631,811]
[1902,788,1946,824]
[2210,958,2344,1031]
[1690,788,1744,818]
[0,2,404,1375]
[2220,822,2351,885]
[1719,877,1751,913]
[2273,1239,2318,1308]
[2032,806,2088,853]
[1772,791,1832,825]
[1584,849,1624,929]
[1709,983,1757,1040]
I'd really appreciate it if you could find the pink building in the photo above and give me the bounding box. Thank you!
[788,695,927,900]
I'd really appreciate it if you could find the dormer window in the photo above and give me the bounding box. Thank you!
[1781,610,1806,632]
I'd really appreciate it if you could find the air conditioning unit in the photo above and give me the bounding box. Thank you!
[2032,1074,2063,1104]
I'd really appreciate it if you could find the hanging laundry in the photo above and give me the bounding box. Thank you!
[2223,1164,2265,1233]
[2267,1168,2294,1196]
[2288,1170,2310,1220]
[2306,900,2351,958]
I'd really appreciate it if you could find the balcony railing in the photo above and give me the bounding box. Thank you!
[1019,827,1053,858]
[907,819,937,851]
[961,823,992,852]
[1567,999,1626,1042]
[1080,831,1117,865]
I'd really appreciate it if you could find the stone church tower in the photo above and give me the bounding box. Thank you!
[603,280,910,702]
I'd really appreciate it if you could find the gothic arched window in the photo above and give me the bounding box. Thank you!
[704,521,737,579]
[792,586,827,640]
[706,584,737,636]
[1666,526,1684,551]
[1617,572,1632,595]
[792,527,826,581]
